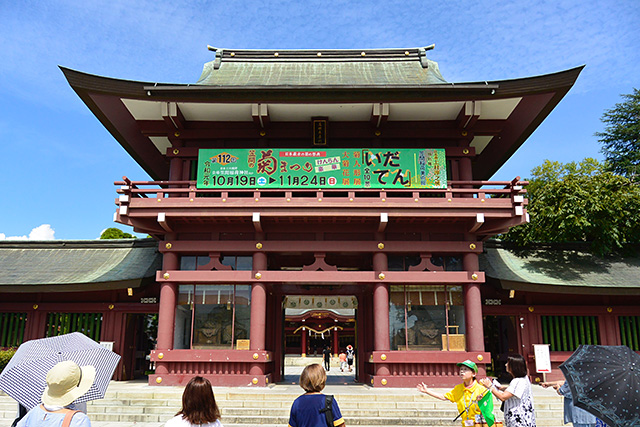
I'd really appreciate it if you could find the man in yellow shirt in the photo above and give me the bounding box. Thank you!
[417,360,488,426]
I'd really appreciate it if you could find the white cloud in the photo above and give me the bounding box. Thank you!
[0,224,55,240]
[0,233,27,241]
[30,224,56,240]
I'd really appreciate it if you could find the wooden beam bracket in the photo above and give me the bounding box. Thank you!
[378,212,388,232]
[370,103,389,128]
[252,103,270,129]
[158,212,173,232]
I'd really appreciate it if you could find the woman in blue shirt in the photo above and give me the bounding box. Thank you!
[288,364,345,427]
[541,380,600,427]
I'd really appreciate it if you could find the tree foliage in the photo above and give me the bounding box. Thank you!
[596,88,640,181]
[503,158,640,256]
[100,227,136,239]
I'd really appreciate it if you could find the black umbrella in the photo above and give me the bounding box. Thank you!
[560,345,640,427]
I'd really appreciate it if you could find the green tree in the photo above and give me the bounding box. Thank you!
[503,158,640,256]
[596,88,640,181]
[100,227,136,239]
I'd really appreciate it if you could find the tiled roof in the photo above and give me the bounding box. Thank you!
[481,242,640,293]
[0,239,161,291]
[196,47,448,86]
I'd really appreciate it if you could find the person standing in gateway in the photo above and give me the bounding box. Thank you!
[345,345,354,372]
[322,346,332,371]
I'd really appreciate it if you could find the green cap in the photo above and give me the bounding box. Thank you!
[456,360,478,373]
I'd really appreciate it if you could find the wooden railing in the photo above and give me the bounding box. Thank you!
[115,177,528,203]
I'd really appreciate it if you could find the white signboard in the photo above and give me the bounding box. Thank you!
[533,344,551,373]
[99,341,114,351]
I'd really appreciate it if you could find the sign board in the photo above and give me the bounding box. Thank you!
[99,341,114,351]
[236,339,250,350]
[312,119,327,146]
[197,148,447,189]
[533,344,552,373]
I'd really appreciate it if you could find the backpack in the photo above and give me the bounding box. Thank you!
[61,410,80,427]
[318,394,334,427]
[36,405,80,427]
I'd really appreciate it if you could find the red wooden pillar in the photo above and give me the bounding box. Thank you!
[169,157,183,185]
[100,308,127,380]
[25,308,47,341]
[156,249,178,376]
[100,309,118,343]
[356,292,366,381]
[271,293,283,382]
[373,246,390,377]
[373,282,390,351]
[114,311,128,381]
[155,157,183,369]
[250,244,267,375]
[333,325,339,356]
[373,251,389,351]
[250,251,267,350]
[458,157,472,181]
[301,326,307,356]
[600,311,619,346]
[463,252,485,352]
[459,157,484,351]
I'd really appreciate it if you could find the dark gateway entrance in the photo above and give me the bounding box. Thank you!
[281,294,358,383]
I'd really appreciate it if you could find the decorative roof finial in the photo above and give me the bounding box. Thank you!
[418,44,435,68]
[207,46,224,69]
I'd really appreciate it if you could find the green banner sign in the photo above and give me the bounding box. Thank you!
[197,148,447,189]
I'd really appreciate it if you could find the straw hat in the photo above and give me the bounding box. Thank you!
[42,361,96,407]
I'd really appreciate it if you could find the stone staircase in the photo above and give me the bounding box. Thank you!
[285,355,346,367]
[0,381,567,427]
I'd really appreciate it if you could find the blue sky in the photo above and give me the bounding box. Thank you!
[1,0,638,239]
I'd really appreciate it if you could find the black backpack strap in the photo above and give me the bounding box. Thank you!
[319,394,334,427]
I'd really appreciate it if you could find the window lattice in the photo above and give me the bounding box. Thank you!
[541,315,599,351]
[0,312,27,347]
[619,316,640,351]
[45,312,102,341]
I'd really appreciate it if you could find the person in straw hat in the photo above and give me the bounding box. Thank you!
[17,360,95,427]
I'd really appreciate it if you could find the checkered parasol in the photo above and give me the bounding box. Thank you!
[0,332,121,409]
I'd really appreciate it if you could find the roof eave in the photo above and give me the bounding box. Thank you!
[493,278,640,296]
[60,67,169,180]
[61,65,584,181]
[473,66,585,179]
[142,84,499,103]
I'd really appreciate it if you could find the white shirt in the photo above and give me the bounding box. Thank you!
[164,415,223,427]
[503,376,536,427]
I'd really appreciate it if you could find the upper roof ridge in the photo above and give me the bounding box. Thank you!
[206,45,435,67]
